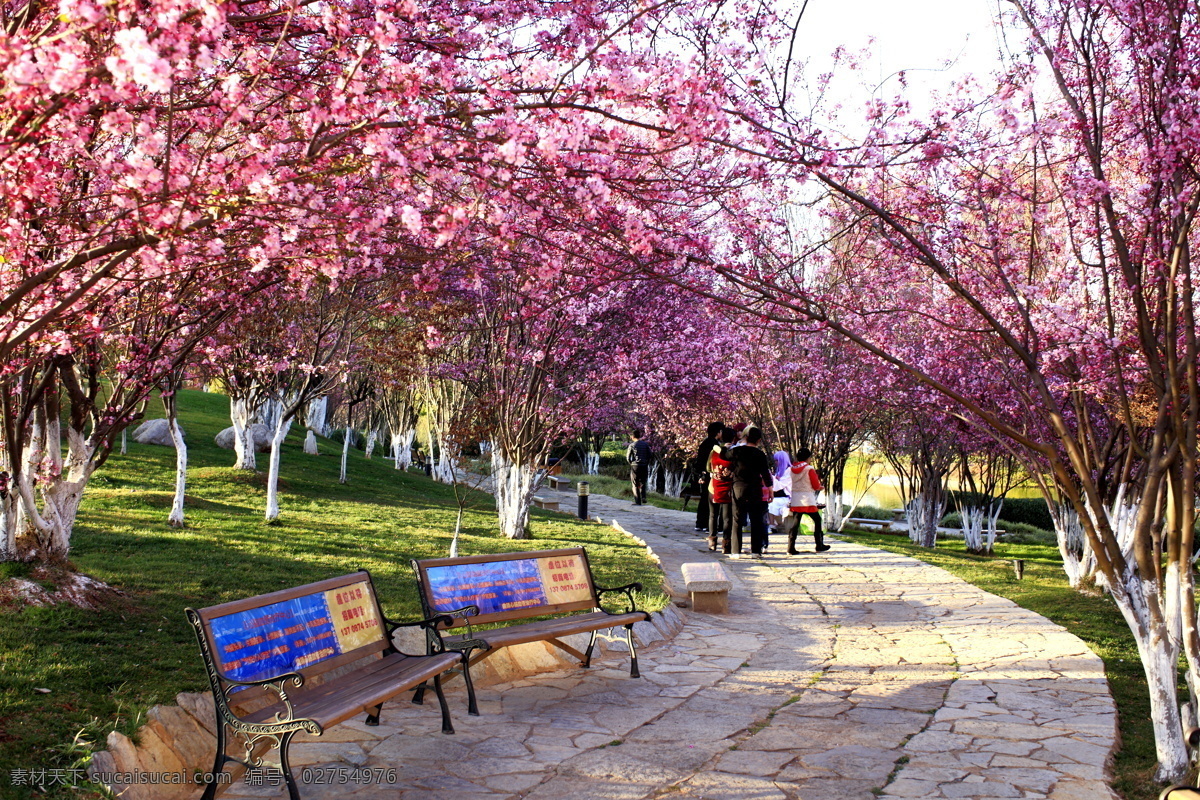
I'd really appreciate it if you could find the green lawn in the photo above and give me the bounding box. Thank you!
[835,528,1160,800]
[0,390,667,800]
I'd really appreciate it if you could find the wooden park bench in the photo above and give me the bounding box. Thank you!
[546,475,572,491]
[410,547,651,710]
[185,571,466,800]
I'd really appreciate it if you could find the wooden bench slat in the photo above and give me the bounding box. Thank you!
[443,610,647,650]
[242,651,459,729]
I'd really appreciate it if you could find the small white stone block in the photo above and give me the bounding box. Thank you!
[681,562,731,614]
[681,562,732,593]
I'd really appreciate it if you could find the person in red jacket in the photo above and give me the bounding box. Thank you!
[707,427,737,552]
[788,448,830,554]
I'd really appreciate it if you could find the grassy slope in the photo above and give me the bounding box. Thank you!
[0,390,666,800]
[836,529,1158,800]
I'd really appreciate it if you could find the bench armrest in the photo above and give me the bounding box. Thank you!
[217,672,323,736]
[595,582,644,614]
[385,613,456,656]
[185,608,323,738]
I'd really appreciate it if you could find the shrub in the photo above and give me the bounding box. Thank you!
[852,505,894,520]
[946,491,993,512]
[941,511,963,528]
[998,497,1054,531]
[1002,522,1057,546]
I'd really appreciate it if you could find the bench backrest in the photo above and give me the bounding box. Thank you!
[192,572,390,687]
[412,547,598,627]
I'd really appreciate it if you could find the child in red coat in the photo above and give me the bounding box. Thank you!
[788,448,830,554]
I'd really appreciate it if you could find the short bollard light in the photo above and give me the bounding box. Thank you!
[1013,559,1025,580]
[577,481,589,520]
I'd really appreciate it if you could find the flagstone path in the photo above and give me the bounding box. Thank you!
[219,491,1120,800]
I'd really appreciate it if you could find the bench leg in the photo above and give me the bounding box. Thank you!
[460,651,479,716]
[278,730,301,800]
[583,629,599,668]
[625,623,641,678]
[433,673,454,735]
[200,719,229,800]
[411,680,427,706]
[365,703,383,726]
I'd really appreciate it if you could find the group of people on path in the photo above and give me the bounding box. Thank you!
[690,421,829,557]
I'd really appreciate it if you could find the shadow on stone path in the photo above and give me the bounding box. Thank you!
[219,490,1120,800]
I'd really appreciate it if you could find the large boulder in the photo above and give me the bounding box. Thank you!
[132,418,182,447]
[214,423,273,452]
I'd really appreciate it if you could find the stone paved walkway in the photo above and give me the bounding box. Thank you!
[219,491,1120,800]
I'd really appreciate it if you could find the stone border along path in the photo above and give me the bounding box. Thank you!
[217,490,1120,800]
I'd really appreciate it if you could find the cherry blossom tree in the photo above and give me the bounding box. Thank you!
[663,0,1200,778]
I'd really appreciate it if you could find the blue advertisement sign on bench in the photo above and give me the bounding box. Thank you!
[210,593,339,683]
[426,558,549,616]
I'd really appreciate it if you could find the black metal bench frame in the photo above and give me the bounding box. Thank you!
[185,570,466,800]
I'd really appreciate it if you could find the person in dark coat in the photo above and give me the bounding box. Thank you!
[692,420,724,532]
[626,428,653,505]
[727,427,775,556]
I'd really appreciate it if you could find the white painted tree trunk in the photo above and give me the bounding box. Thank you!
[392,429,415,470]
[479,441,492,456]
[585,451,600,474]
[259,397,283,433]
[168,416,187,528]
[1108,565,1190,781]
[230,396,257,471]
[1086,486,1138,593]
[961,506,985,552]
[0,494,13,563]
[984,500,1004,553]
[13,427,95,561]
[648,462,660,496]
[663,468,687,498]
[905,491,945,548]
[340,426,351,484]
[305,396,329,436]
[432,429,457,483]
[264,417,293,522]
[120,429,127,455]
[364,429,377,459]
[303,430,319,455]
[1050,503,1098,589]
[425,426,436,476]
[492,450,536,540]
[450,505,464,558]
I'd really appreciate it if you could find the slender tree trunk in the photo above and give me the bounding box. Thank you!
[340,425,351,484]
[230,396,256,470]
[0,493,14,563]
[167,409,187,528]
[265,417,293,522]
